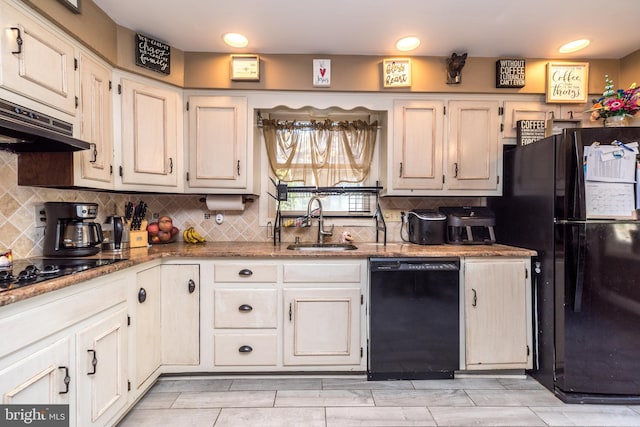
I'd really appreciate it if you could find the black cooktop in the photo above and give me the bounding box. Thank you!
[0,257,127,293]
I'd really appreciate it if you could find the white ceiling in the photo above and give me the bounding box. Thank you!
[93,0,640,59]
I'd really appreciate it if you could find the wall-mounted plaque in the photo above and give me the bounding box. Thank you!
[231,55,260,81]
[313,59,331,87]
[135,33,170,75]
[383,58,411,88]
[496,59,525,88]
[516,120,546,146]
[546,62,589,103]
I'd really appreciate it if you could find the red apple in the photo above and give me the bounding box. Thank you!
[170,226,179,236]
[150,235,161,243]
[146,222,159,235]
[158,216,173,232]
[158,230,172,242]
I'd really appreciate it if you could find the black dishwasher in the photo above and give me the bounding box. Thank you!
[368,257,460,380]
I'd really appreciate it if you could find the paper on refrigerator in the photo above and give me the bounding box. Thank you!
[584,141,638,219]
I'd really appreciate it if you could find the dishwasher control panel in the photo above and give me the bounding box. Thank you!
[369,258,459,272]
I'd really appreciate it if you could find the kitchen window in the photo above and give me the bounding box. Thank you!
[261,108,381,219]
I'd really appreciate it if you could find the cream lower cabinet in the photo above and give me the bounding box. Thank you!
[282,261,364,367]
[161,264,200,366]
[210,259,366,371]
[76,307,128,427]
[132,266,162,390]
[462,257,532,370]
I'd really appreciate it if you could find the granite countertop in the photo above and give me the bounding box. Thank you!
[0,241,536,307]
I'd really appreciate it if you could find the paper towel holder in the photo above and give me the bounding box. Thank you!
[199,195,254,207]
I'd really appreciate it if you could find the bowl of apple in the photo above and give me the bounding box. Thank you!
[147,216,179,244]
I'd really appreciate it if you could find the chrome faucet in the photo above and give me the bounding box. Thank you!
[306,196,334,244]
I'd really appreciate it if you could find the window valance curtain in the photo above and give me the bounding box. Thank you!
[262,119,378,187]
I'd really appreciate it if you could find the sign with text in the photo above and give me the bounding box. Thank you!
[135,33,170,75]
[383,58,411,88]
[546,62,589,103]
[496,59,525,88]
[1,404,69,426]
[517,120,546,146]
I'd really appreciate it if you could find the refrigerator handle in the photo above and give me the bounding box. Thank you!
[573,223,587,312]
[572,132,586,219]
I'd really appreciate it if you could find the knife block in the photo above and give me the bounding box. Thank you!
[128,220,148,248]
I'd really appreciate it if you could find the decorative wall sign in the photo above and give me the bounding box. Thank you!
[135,33,170,75]
[231,55,260,81]
[546,62,589,103]
[383,58,411,88]
[58,0,80,13]
[516,120,546,145]
[496,59,525,88]
[313,59,331,87]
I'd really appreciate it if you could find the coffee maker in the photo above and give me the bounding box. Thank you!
[43,202,103,257]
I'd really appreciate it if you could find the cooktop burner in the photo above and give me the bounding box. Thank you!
[0,258,127,293]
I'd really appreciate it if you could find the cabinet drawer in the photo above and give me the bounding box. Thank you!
[214,334,277,366]
[214,289,277,328]
[283,263,361,283]
[214,264,278,283]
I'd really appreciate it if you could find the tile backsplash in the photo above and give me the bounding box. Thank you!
[0,151,481,258]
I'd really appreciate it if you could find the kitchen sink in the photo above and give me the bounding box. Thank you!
[286,243,358,251]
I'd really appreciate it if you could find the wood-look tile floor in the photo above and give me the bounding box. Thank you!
[116,376,640,426]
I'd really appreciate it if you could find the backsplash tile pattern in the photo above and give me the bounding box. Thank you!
[0,151,482,258]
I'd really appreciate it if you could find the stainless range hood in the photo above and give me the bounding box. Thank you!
[0,98,90,152]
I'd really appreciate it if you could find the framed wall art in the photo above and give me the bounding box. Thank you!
[58,0,80,13]
[383,58,411,88]
[231,55,260,81]
[546,62,589,103]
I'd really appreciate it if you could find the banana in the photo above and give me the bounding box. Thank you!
[182,228,193,243]
[190,228,206,243]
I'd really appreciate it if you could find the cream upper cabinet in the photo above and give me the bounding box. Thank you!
[161,264,200,366]
[76,307,128,427]
[117,75,181,191]
[463,257,532,370]
[186,95,248,191]
[446,100,500,194]
[392,99,445,191]
[501,100,560,140]
[0,0,77,115]
[74,51,114,189]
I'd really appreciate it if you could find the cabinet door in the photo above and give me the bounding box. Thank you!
[283,288,360,366]
[120,78,179,188]
[75,51,113,189]
[134,266,161,388]
[447,100,499,192]
[0,0,77,115]
[392,100,444,190]
[161,264,200,365]
[464,259,530,369]
[76,307,128,427]
[187,96,248,190]
[502,101,560,140]
[0,338,71,405]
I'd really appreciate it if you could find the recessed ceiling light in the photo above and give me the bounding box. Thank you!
[559,39,590,54]
[223,33,249,48]
[396,36,421,52]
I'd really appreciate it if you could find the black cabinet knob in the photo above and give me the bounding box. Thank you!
[238,304,253,312]
[188,279,196,294]
[238,345,253,353]
[138,287,147,303]
[238,269,253,277]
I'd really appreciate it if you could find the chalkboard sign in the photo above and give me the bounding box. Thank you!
[135,33,170,75]
[496,59,525,88]
[517,120,546,146]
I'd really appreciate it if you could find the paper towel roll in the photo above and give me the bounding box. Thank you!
[205,195,245,211]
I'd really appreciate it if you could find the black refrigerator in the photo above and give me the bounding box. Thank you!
[489,127,640,404]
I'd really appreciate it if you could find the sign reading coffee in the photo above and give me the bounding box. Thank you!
[496,59,525,88]
[517,120,546,146]
[135,33,170,75]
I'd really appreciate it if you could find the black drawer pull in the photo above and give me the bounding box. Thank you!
[188,279,196,293]
[238,345,253,353]
[238,269,253,277]
[238,304,253,312]
[138,287,147,303]
[87,350,97,375]
[58,366,70,394]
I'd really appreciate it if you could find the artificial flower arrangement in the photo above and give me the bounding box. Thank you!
[587,75,639,122]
